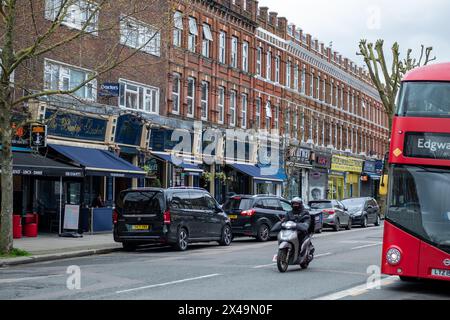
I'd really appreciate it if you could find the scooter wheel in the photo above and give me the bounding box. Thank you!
[277,249,289,273]
[300,262,309,269]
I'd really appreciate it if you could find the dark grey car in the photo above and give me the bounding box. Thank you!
[341,197,381,228]
[308,200,352,231]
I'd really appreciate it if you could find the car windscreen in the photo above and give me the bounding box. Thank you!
[341,198,366,209]
[309,201,332,209]
[120,191,165,214]
[223,198,253,211]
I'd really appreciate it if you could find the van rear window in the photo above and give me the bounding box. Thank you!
[223,198,253,211]
[121,191,165,214]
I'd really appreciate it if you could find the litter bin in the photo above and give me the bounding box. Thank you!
[23,213,39,237]
[13,215,22,239]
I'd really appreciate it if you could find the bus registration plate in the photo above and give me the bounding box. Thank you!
[431,269,450,278]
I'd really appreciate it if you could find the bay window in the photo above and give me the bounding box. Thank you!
[119,79,159,114]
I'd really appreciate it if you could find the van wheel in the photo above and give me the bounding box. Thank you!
[256,224,270,242]
[174,228,189,251]
[219,225,232,246]
[122,242,137,252]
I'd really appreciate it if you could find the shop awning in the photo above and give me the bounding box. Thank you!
[49,144,145,178]
[151,152,203,173]
[227,163,287,183]
[7,151,83,177]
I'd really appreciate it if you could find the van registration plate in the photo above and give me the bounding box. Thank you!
[132,225,149,231]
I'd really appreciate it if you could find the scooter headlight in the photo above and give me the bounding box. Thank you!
[386,248,402,266]
[283,221,297,230]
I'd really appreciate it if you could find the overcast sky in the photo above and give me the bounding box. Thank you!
[258,0,450,68]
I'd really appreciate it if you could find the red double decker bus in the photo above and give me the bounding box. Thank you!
[382,62,450,282]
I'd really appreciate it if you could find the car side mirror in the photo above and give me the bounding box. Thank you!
[215,205,223,213]
[344,207,348,212]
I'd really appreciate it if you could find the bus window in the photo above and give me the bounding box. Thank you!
[397,82,450,117]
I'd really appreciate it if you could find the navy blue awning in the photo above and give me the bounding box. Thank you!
[151,152,203,173]
[49,144,145,178]
[227,163,287,183]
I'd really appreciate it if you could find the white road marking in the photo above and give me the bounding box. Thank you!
[253,252,333,269]
[0,274,62,284]
[115,274,221,294]
[351,243,382,250]
[314,276,399,300]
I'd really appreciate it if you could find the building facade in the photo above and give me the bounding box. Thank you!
[4,0,390,234]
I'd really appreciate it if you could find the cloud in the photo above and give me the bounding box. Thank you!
[258,0,449,66]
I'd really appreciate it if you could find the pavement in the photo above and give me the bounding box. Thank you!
[1,224,449,300]
[0,233,121,267]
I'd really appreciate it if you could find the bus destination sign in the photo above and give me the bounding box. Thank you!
[404,132,450,160]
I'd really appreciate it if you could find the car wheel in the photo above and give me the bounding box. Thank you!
[219,225,232,246]
[333,219,340,232]
[361,216,368,228]
[316,228,323,234]
[174,227,189,251]
[374,215,381,227]
[256,223,270,242]
[122,242,137,252]
[345,218,352,230]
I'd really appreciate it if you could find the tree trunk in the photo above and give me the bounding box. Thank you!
[0,101,13,254]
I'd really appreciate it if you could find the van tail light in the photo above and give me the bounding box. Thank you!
[112,209,119,224]
[241,209,256,217]
[163,210,171,224]
[323,209,335,215]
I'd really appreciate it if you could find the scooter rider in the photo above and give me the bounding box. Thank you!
[284,197,312,243]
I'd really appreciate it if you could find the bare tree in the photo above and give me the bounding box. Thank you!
[358,40,436,130]
[0,0,176,254]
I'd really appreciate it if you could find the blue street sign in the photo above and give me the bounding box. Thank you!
[99,83,120,97]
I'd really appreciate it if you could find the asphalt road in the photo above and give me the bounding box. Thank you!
[1,224,449,300]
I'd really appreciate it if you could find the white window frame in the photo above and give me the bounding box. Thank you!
[188,17,198,53]
[274,55,280,83]
[231,37,238,68]
[201,81,209,121]
[266,51,272,80]
[44,59,97,101]
[230,90,237,127]
[187,77,195,118]
[172,73,181,115]
[173,11,183,47]
[119,78,159,114]
[255,98,261,129]
[219,31,226,64]
[242,41,249,72]
[274,105,279,130]
[301,66,306,94]
[310,70,314,97]
[256,47,262,76]
[202,23,213,58]
[286,61,291,88]
[241,93,248,129]
[265,101,272,130]
[45,0,99,35]
[218,86,225,124]
[120,16,161,57]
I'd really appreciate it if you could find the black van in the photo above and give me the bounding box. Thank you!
[113,188,232,251]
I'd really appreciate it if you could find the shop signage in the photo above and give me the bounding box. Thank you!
[331,155,363,173]
[150,129,193,152]
[363,160,376,173]
[288,147,312,166]
[99,83,120,97]
[312,152,331,169]
[115,114,143,146]
[45,110,107,142]
[405,132,450,160]
[63,205,80,231]
[30,124,47,148]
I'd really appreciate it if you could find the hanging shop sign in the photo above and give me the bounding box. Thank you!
[312,152,331,169]
[331,155,363,173]
[30,124,47,148]
[45,110,107,142]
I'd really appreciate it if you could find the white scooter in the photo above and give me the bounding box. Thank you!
[273,221,315,273]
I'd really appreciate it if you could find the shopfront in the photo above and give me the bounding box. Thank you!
[285,147,313,200]
[309,151,332,202]
[328,171,345,200]
[361,160,383,199]
[331,155,364,199]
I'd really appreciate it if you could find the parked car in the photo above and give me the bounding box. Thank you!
[341,197,381,228]
[222,195,293,242]
[113,187,232,251]
[308,200,352,231]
